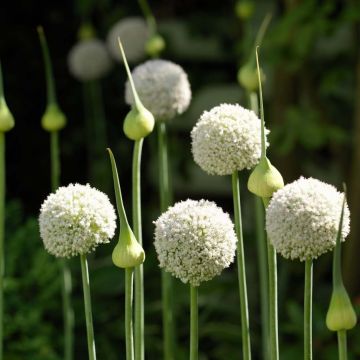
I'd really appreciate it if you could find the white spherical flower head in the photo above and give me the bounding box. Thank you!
[191,104,268,176]
[266,177,350,261]
[125,59,191,121]
[106,17,149,63]
[39,183,117,258]
[68,39,112,81]
[154,199,237,286]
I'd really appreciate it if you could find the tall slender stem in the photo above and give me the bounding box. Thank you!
[125,268,135,360]
[157,122,175,360]
[190,286,198,360]
[0,133,5,359]
[80,254,96,360]
[132,140,144,360]
[138,0,157,34]
[232,171,251,360]
[337,330,347,360]
[304,259,313,360]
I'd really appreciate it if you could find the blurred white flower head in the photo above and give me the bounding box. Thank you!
[266,177,350,261]
[191,103,268,176]
[106,17,149,63]
[68,39,112,81]
[154,199,237,286]
[125,59,191,121]
[39,183,117,258]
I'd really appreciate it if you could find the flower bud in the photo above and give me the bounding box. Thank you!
[112,226,145,268]
[0,98,15,132]
[326,285,357,331]
[235,1,255,20]
[123,105,154,140]
[145,34,166,57]
[77,23,96,41]
[41,104,67,132]
[248,157,284,198]
[237,63,264,93]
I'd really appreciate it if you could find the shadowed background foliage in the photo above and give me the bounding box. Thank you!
[0,0,360,359]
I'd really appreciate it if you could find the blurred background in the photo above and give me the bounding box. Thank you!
[1,0,360,359]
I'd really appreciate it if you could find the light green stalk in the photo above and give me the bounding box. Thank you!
[80,254,96,360]
[158,122,175,360]
[232,171,252,360]
[126,268,135,360]
[304,259,313,360]
[138,0,156,34]
[337,330,347,360]
[0,131,4,360]
[38,27,73,360]
[190,286,198,360]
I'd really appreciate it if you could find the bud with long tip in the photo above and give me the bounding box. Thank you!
[145,34,166,57]
[0,62,15,133]
[118,38,154,140]
[107,148,145,268]
[37,26,67,132]
[326,189,357,331]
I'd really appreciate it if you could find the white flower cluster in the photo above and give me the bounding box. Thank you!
[125,59,191,121]
[266,177,350,261]
[68,39,112,81]
[39,183,117,258]
[154,199,237,286]
[106,17,149,63]
[191,104,268,176]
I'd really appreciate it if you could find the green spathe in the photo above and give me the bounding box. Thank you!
[123,105,154,141]
[146,34,166,57]
[326,285,357,331]
[112,226,145,268]
[41,104,67,132]
[0,98,15,132]
[248,157,284,198]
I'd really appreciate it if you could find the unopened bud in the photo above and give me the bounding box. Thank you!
[146,34,166,57]
[0,98,15,132]
[41,104,67,132]
[238,63,264,93]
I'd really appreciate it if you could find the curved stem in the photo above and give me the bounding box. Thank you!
[304,260,313,360]
[80,255,96,360]
[132,139,144,360]
[125,268,135,360]
[190,286,198,360]
[232,171,252,360]
[158,122,175,360]
[337,330,347,360]
[0,133,5,359]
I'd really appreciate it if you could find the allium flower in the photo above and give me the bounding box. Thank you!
[191,103,268,176]
[106,17,149,63]
[39,183,117,258]
[67,39,112,81]
[154,199,237,286]
[125,59,191,121]
[266,177,350,261]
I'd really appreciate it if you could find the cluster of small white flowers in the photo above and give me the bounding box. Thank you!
[125,59,191,121]
[154,199,237,286]
[39,183,117,258]
[67,39,112,81]
[191,104,268,176]
[266,177,350,261]
[106,17,149,63]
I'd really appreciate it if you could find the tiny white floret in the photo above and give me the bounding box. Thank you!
[266,177,350,261]
[191,103,268,176]
[154,199,237,286]
[39,183,117,258]
[125,59,191,121]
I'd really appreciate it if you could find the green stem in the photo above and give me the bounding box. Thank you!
[304,259,313,360]
[157,122,175,360]
[232,171,251,360]
[337,330,347,360]
[125,268,135,360]
[138,0,157,34]
[132,140,144,360]
[0,61,4,99]
[0,133,5,359]
[50,131,60,191]
[190,286,198,360]
[80,255,96,360]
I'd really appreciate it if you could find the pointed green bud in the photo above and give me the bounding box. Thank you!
[326,285,357,331]
[235,0,255,20]
[118,38,154,140]
[145,34,166,57]
[237,63,264,93]
[112,225,145,268]
[41,104,67,132]
[248,157,284,198]
[0,98,15,132]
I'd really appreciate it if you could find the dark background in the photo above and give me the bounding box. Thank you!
[0,0,360,359]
